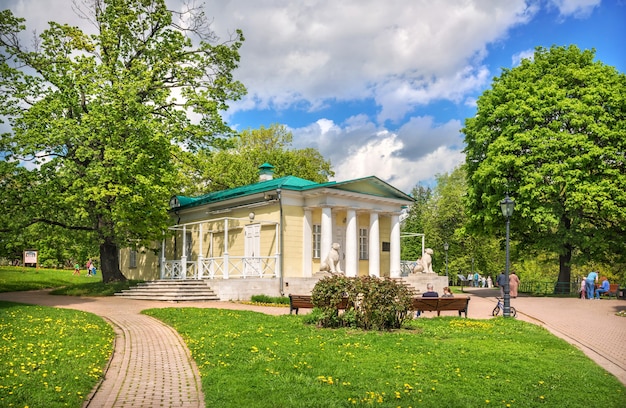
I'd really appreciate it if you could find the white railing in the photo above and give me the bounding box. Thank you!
[162,256,278,279]
[400,260,416,277]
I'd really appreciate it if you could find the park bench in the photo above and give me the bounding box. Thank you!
[411,297,471,318]
[288,294,349,314]
[600,283,619,299]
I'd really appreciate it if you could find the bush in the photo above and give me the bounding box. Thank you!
[311,275,412,330]
[250,294,290,305]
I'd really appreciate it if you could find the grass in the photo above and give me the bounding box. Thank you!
[145,308,626,408]
[1,266,625,407]
[0,266,100,292]
[0,266,141,296]
[0,301,114,408]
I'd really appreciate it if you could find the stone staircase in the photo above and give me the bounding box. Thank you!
[390,278,420,295]
[114,280,220,301]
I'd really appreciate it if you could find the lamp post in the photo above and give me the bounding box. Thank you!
[500,194,515,317]
[443,242,449,283]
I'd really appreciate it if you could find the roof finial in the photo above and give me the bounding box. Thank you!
[259,163,274,181]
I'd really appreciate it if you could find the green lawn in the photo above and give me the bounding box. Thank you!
[1,266,625,407]
[145,307,626,408]
[0,266,101,292]
[0,301,114,408]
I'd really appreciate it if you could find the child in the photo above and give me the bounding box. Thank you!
[73,263,81,276]
[579,278,586,299]
[442,287,454,297]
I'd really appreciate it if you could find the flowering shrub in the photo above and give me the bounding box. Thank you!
[310,275,412,330]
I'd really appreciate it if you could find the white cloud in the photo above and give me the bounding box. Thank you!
[292,115,464,192]
[548,0,601,19]
[209,0,536,122]
[512,49,536,67]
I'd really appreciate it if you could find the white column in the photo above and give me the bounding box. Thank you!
[390,213,401,278]
[223,218,229,279]
[369,212,380,277]
[345,209,357,277]
[275,223,281,278]
[302,208,313,277]
[160,239,166,279]
[181,225,187,279]
[197,224,204,279]
[320,207,333,262]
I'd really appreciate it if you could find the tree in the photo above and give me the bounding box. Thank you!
[0,1,245,282]
[400,184,432,261]
[179,124,334,195]
[462,45,626,291]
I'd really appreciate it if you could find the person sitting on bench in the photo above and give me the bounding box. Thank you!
[594,277,610,299]
[422,283,438,297]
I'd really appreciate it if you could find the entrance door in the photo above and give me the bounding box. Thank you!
[334,226,346,264]
[244,224,261,276]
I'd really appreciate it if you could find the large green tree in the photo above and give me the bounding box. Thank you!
[0,0,245,281]
[463,45,626,290]
[178,123,334,195]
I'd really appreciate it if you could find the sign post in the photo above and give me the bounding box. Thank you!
[23,250,38,268]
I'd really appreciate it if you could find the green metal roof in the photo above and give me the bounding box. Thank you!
[170,175,413,210]
[170,176,327,210]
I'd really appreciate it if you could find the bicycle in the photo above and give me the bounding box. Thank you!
[492,297,517,317]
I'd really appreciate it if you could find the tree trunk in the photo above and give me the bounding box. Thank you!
[555,246,572,294]
[99,238,127,283]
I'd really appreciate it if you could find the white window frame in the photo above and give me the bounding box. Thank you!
[359,227,369,260]
[313,224,321,259]
[129,249,137,268]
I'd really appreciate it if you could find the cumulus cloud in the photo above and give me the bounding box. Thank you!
[291,115,465,192]
[208,0,536,122]
[548,0,601,19]
[512,49,536,66]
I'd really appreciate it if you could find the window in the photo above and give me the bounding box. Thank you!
[359,228,369,260]
[312,224,321,258]
[129,250,137,268]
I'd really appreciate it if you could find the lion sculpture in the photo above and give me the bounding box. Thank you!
[412,248,434,273]
[319,243,343,274]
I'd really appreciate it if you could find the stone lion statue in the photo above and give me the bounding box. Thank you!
[421,248,434,273]
[319,243,343,274]
[412,248,434,273]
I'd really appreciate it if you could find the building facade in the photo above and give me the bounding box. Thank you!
[120,164,415,298]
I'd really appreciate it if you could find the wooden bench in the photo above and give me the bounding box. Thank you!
[289,294,314,314]
[600,284,619,299]
[288,294,349,314]
[411,297,471,318]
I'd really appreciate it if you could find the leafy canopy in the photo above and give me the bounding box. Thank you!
[178,123,334,195]
[462,45,626,284]
[0,1,245,281]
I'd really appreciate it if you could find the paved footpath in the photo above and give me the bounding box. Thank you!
[1,288,625,408]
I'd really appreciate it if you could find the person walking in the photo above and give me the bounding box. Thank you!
[509,271,520,298]
[496,271,506,298]
[585,271,598,300]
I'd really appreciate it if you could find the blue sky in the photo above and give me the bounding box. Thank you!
[3,0,625,192]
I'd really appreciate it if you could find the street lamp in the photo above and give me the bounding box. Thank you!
[443,242,449,283]
[500,194,515,317]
